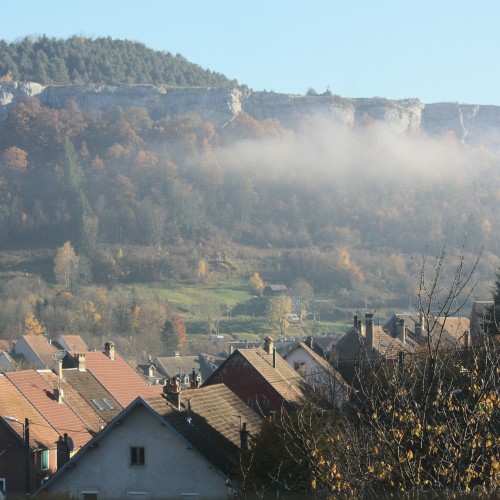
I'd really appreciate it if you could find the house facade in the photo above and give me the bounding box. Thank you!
[39,398,237,499]
[202,337,306,415]
[284,339,349,407]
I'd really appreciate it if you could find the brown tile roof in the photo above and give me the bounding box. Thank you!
[434,317,470,346]
[335,325,408,361]
[54,335,89,353]
[38,371,106,433]
[206,348,306,405]
[17,335,60,368]
[5,370,94,448]
[0,374,60,450]
[144,383,262,476]
[78,351,162,407]
[384,314,470,349]
[61,368,123,423]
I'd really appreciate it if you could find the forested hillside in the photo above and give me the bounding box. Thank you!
[0,36,240,87]
[0,93,498,304]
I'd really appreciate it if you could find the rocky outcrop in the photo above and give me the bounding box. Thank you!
[1,82,500,144]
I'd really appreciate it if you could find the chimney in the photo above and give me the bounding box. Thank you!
[78,353,86,371]
[398,319,406,344]
[305,336,313,349]
[57,434,71,469]
[263,336,273,354]
[353,314,359,330]
[58,359,64,380]
[163,377,181,410]
[54,387,64,404]
[365,313,374,357]
[240,422,249,450]
[104,341,115,360]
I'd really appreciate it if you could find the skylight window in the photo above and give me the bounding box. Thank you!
[91,399,104,411]
[102,398,115,410]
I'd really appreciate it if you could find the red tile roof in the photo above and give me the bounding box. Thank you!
[6,370,94,448]
[78,351,162,407]
[54,335,89,353]
[16,335,60,368]
[0,374,59,450]
[38,371,107,434]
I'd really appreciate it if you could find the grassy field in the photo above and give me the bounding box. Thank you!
[136,279,344,341]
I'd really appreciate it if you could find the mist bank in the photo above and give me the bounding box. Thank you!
[2,82,500,147]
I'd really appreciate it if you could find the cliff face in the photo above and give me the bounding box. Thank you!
[1,82,500,144]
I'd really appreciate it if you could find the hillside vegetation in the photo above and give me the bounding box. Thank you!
[0,35,240,87]
[0,37,498,350]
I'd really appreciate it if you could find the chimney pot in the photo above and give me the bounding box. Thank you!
[54,387,64,404]
[78,353,86,371]
[104,341,115,360]
[263,336,273,354]
[305,336,313,349]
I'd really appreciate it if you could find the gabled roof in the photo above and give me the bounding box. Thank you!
[14,335,60,368]
[53,335,89,353]
[38,396,240,495]
[37,370,106,434]
[5,370,94,448]
[204,347,306,405]
[155,355,202,381]
[60,368,123,423]
[76,351,162,407]
[284,342,348,388]
[384,314,470,349]
[145,384,262,476]
[0,374,59,450]
[335,324,408,360]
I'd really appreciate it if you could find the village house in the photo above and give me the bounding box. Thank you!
[37,391,261,499]
[0,374,61,496]
[202,336,306,415]
[331,313,408,382]
[283,336,350,407]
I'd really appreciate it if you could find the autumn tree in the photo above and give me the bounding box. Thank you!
[23,313,44,335]
[1,146,28,171]
[267,295,292,337]
[248,272,265,296]
[54,241,80,292]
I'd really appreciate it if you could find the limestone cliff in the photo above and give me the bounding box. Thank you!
[1,82,500,145]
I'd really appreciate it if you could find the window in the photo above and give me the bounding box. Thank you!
[41,449,49,470]
[102,398,114,410]
[91,399,104,411]
[81,491,98,500]
[127,493,148,499]
[130,446,145,466]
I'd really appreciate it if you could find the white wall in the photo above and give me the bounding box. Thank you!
[45,405,232,499]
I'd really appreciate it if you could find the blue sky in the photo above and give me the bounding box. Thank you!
[2,1,499,105]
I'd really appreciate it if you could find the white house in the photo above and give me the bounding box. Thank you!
[38,397,238,499]
[284,339,349,407]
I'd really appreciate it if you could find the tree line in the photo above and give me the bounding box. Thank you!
[0,35,240,87]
